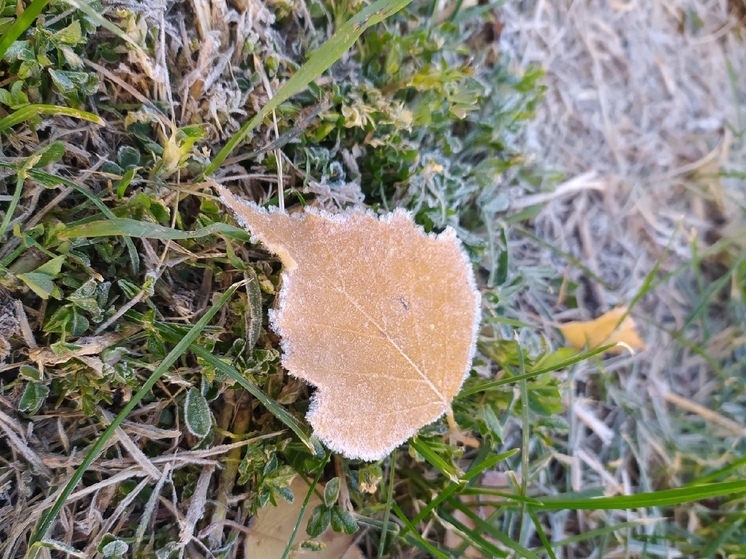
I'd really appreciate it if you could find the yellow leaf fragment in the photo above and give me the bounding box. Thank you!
[558,306,645,354]
[219,186,481,461]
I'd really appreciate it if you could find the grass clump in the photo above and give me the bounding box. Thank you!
[0,1,744,558]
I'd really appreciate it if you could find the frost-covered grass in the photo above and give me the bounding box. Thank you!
[0,1,744,558]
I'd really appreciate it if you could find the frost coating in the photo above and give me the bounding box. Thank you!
[218,186,481,461]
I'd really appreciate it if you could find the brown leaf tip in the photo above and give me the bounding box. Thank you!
[219,186,481,461]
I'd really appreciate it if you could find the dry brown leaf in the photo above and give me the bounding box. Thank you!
[219,186,481,460]
[558,306,645,354]
[245,477,364,559]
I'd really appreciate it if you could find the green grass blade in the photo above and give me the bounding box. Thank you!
[460,486,543,506]
[0,0,50,60]
[691,454,746,485]
[0,104,104,133]
[533,479,746,510]
[60,218,251,241]
[680,266,733,332]
[280,453,331,559]
[0,175,23,241]
[398,449,519,539]
[450,502,542,559]
[378,450,397,559]
[16,167,141,276]
[551,519,659,548]
[528,507,557,559]
[460,345,613,397]
[439,508,510,558]
[152,320,315,453]
[518,346,529,503]
[517,344,534,553]
[391,502,450,559]
[450,0,506,24]
[202,0,413,177]
[462,449,521,482]
[408,437,462,482]
[699,518,744,557]
[28,281,244,548]
[0,163,142,276]
[483,315,536,329]
[354,515,401,538]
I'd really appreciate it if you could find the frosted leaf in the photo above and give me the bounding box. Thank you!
[219,186,481,461]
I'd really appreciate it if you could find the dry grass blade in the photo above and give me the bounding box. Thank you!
[0,409,51,478]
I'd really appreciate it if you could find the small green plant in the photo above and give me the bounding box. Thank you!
[1,4,98,108]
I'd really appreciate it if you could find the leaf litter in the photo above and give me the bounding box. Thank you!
[218,185,481,461]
